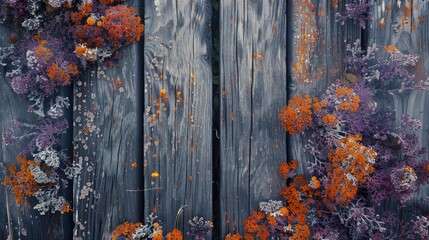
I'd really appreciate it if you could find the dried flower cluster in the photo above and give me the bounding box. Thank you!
[112,215,212,240]
[277,40,429,239]
[1,0,143,214]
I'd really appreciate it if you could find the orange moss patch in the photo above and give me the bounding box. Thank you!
[112,222,142,240]
[165,228,183,240]
[325,135,377,205]
[279,95,313,135]
[3,156,40,204]
[279,160,298,179]
[34,40,53,64]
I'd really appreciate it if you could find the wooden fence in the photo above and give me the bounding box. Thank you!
[1,0,429,239]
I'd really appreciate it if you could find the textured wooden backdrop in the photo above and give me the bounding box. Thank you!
[1,0,429,239]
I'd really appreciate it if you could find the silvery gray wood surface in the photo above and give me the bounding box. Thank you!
[288,0,361,175]
[143,0,213,235]
[72,0,143,238]
[0,26,65,239]
[219,0,287,236]
[368,0,429,217]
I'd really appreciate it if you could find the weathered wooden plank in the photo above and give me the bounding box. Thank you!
[143,0,213,235]
[288,0,361,175]
[368,0,429,216]
[0,26,65,239]
[72,0,143,238]
[219,1,287,237]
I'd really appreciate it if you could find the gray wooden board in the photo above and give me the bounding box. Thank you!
[72,0,143,237]
[143,0,213,235]
[0,26,65,239]
[368,0,429,218]
[288,0,361,176]
[219,0,287,236]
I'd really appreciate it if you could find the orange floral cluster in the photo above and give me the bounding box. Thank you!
[242,211,274,239]
[165,228,184,240]
[47,63,79,85]
[278,176,313,240]
[72,3,143,49]
[103,5,144,47]
[2,156,40,204]
[322,114,339,128]
[279,160,298,179]
[228,161,314,240]
[334,87,360,112]
[325,135,377,206]
[111,222,142,240]
[312,97,327,113]
[34,40,53,64]
[279,95,313,135]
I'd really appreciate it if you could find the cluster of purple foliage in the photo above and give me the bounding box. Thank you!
[0,0,83,214]
[186,216,214,240]
[345,40,428,92]
[302,38,429,238]
[336,0,371,29]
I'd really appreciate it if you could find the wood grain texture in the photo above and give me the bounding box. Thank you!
[219,0,287,237]
[143,0,213,235]
[0,26,65,240]
[368,0,429,217]
[288,0,361,175]
[72,0,143,238]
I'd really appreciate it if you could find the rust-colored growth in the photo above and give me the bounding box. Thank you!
[165,228,183,240]
[34,40,53,64]
[292,0,319,83]
[112,222,142,240]
[331,0,339,8]
[279,94,313,135]
[131,162,137,168]
[279,160,298,179]
[380,18,385,28]
[225,233,243,240]
[324,135,377,206]
[404,6,411,19]
[2,156,40,204]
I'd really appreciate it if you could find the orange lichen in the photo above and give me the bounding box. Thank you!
[334,87,360,112]
[380,18,385,28]
[322,114,339,127]
[160,88,168,101]
[34,40,53,64]
[131,162,137,168]
[75,44,87,57]
[60,202,73,213]
[165,228,183,240]
[279,95,313,135]
[279,160,298,179]
[225,233,243,240]
[47,63,79,85]
[293,0,319,83]
[86,17,96,26]
[384,45,399,53]
[153,229,163,240]
[325,135,377,205]
[312,97,327,113]
[310,176,321,189]
[2,156,40,204]
[243,211,270,240]
[102,5,144,47]
[151,171,160,178]
[290,224,310,240]
[112,222,142,240]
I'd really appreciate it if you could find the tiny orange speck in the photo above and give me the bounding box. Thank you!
[151,171,160,178]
